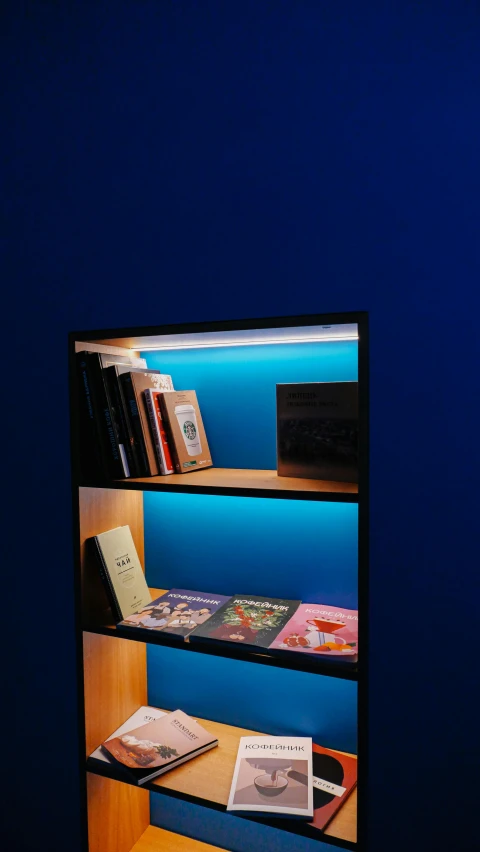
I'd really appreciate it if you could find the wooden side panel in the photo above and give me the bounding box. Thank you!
[83,631,147,757]
[79,487,144,626]
[87,774,149,852]
[132,825,229,852]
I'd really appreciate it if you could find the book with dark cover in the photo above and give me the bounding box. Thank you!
[103,365,141,478]
[189,595,301,652]
[117,589,232,641]
[309,744,357,832]
[100,708,218,785]
[276,382,358,483]
[120,371,172,476]
[75,351,109,482]
[81,351,130,479]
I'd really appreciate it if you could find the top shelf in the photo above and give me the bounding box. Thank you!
[82,468,358,503]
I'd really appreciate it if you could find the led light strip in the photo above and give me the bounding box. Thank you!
[138,334,359,352]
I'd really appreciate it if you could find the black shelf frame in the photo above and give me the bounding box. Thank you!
[84,624,359,681]
[86,761,357,851]
[79,478,358,503]
[70,310,368,852]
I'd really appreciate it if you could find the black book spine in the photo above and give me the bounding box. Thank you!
[120,373,149,476]
[93,537,123,621]
[104,366,138,477]
[88,353,129,479]
[76,352,109,482]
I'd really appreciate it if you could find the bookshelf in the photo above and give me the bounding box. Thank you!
[70,313,368,852]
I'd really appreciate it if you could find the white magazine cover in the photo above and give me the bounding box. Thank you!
[227,736,313,818]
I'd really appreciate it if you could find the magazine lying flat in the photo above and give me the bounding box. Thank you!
[117,589,232,640]
[88,706,167,767]
[310,744,357,831]
[227,736,313,818]
[269,603,358,662]
[189,595,301,652]
[100,708,218,785]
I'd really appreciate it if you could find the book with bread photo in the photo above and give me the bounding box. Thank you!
[117,589,232,640]
[100,709,218,785]
[227,736,313,818]
[88,706,167,771]
[269,603,358,662]
[189,595,300,652]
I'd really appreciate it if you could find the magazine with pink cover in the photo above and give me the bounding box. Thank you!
[101,709,218,785]
[269,603,358,661]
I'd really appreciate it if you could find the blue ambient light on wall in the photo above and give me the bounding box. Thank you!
[142,340,358,470]
[144,493,358,608]
[147,644,357,754]
[149,796,338,852]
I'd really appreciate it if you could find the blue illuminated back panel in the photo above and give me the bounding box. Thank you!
[141,338,358,846]
[144,493,358,608]
[145,339,357,470]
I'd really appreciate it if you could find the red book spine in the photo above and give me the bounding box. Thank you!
[153,394,174,473]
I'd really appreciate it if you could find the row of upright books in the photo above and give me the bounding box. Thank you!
[93,525,358,663]
[76,350,212,480]
[88,704,357,830]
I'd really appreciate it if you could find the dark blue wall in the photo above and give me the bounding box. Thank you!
[3,2,479,851]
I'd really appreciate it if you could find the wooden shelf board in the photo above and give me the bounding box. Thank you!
[88,710,357,849]
[131,825,228,852]
[85,590,358,682]
[84,468,358,503]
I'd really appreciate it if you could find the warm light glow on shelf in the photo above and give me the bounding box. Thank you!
[137,334,359,352]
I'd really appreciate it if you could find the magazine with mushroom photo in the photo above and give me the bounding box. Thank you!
[100,708,218,785]
[227,736,314,818]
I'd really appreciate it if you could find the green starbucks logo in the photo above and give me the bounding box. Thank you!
[183,420,197,441]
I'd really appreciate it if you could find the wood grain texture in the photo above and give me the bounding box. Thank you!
[87,773,149,852]
[75,341,140,357]
[79,487,145,626]
[151,712,357,845]
[83,632,147,757]
[131,825,229,852]
[122,468,358,496]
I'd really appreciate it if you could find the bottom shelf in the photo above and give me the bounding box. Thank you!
[131,825,228,852]
[88,709,357,849]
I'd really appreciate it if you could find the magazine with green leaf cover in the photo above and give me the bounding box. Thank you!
[189,595,300,651]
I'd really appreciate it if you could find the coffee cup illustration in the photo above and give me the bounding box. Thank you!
[254,772,289,797]
[175,404,202,456]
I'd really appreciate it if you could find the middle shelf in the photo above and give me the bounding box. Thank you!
[87,704,357,850]
[85,588,358,682]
